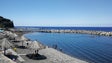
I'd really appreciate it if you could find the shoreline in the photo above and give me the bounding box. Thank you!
[21,29,112,63]
[16,31,88,63]
[0,30,88,63]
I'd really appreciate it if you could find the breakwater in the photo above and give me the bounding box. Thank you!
[38,30,112,36]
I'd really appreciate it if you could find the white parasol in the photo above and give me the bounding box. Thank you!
[29,41,45,50]
[1,38,13,50]
[20,36,28,41]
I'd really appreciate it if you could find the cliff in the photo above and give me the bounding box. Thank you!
[0,16,14,28]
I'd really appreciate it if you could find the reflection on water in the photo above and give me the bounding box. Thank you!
[25,32,112,63]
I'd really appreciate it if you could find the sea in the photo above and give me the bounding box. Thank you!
[16,26,112,32]
[19,26,112,63]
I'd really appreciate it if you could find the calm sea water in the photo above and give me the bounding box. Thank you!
[25,32,112,63]
[16,26,112,32]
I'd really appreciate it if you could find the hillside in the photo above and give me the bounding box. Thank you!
[0,16,14,28]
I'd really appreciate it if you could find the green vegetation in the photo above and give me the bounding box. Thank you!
[0,16,14,28]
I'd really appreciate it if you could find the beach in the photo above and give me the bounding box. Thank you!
[0,30,88,63]
[16,47,87,63]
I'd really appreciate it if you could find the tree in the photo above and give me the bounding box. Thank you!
[0,16,14,28]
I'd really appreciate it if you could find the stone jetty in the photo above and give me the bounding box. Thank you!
[38,29,112,36]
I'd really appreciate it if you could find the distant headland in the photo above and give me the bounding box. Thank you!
[0,16,14,28]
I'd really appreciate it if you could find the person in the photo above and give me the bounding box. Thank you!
[36,50,39,54]
[54,44,57,49]
[13,47,17,52]
[26,42,29,46]
[26,42,29,48]
[59,48,62,51]
[35,49,39,54]
[35,50,36,54]
[4,47,7,55]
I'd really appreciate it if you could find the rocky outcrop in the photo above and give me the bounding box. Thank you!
[0,16,14,28]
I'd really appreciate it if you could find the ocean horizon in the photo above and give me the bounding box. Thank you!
[16,26,112,32]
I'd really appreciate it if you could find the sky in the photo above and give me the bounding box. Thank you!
[0,0,112,27]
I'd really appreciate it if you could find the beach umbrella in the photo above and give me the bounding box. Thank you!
[14,36,26,41]
[14,36,28,45]
[14,36,22,41]
[20,36,28,46]
[20,36,28,41]
[5,31,18,39]
[1,38,13,50]
[29,41,45,51]
[9,33,18,39]
[0,33,5,39]
[13,33,18,37]
[22,40,31,47]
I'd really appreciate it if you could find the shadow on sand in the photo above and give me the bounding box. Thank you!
[26,53,47,60]
[16,46,27,49]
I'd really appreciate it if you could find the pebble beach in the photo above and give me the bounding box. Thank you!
[0,30,88,63]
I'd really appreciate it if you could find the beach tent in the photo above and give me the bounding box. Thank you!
[0,38,13,50]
